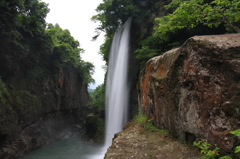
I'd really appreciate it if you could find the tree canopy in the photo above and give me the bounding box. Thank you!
[154,0,240,38]
[92,0,238,69]
[0,0,94,85]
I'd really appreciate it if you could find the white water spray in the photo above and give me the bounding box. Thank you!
[104,18,132,148]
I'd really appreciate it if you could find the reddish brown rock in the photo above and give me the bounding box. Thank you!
[138,34,240,153]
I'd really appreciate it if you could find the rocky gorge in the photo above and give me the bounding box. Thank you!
[105,33,240,158]
[0,63,91,159]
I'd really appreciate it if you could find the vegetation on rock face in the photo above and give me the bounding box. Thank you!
[91,0,240,156]
[0,0,94,84]
[193,139,220,159]
[193,131,240,159]
[92,0,231,70]
[90,84,105,110]
[134,115,168,134]
[0,0,95,157]
[46,23,95,84]
[86,84,106,142]
[105,116,201,159]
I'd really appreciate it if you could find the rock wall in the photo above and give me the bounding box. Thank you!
[138,34,240,153]
[0,63,91,159]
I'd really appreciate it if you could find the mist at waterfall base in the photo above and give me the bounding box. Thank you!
[21,18,132,159]
[21,136,104,159]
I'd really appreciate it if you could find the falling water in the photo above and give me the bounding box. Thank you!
[105,18,132,148]
[20,18,132,159]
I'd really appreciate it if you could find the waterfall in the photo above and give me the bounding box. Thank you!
[104,18,132,148]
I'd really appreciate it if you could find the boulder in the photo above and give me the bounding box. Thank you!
[138,33,240,152]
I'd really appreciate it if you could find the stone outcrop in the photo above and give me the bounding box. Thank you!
[104,119,201,159]
[138,34,240,153]
[0,63,91,159]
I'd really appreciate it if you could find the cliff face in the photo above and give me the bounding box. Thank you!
[0,63,90,159]
[138,34,240,153]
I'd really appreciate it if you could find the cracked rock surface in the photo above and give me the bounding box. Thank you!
[105,120,201,159]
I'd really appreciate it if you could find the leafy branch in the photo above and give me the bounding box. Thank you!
[154,0,240,38]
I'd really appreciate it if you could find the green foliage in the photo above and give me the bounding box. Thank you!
[134,114,147,125]
[0,0,94,86]
[230,129,240,136]
[91,0,143,37]
[135,44,158,59]
[46,23,95,84]
[99,36,113,64]
[0,79,41,136]
[92,0,156,65]
[0,0,96,143]
[92,0,198,69]
[0,77,10,102]
[193,139,220,159]
[93,115,104,142]
[134,115,168,133]
[219,156,232,159]
[192,129,240,159]
[90,84,105,110]
[88,88,95,94]
[144,122,162,132]
[86,113,105,142]
[231,129,240,154]
[154,0,240,38]
[78,61,95,84]
[46,23,83,66]
[0,77,11,121]
[87,84,106,142]
[15,90,41,113]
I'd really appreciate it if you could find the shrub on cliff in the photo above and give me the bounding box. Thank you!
[87,84,105,142]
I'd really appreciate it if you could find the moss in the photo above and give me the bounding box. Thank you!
[86,113,105,143]
[134,114,147,125]
[0,77,41,136]
[133,114,168,134]
[93,117,104,142]
[0,77,11,110]
[11,89,41,113]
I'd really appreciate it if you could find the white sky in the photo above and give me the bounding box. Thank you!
[42,0,106,89]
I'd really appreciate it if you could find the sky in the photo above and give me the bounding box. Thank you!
[41,0,106,89]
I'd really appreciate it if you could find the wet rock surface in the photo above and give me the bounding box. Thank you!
[138,33,240,153]
[0,63,91,159]
[105,120,201,159]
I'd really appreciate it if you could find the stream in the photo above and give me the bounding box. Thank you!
[21,135,105,159]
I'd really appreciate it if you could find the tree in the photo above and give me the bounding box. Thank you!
[90,84,105,110]
[46,23,95,84]
[91,0,142,39]
[92,0,164,66]
[154,0,240,38]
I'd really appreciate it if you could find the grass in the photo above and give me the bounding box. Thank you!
[134,114,168,134]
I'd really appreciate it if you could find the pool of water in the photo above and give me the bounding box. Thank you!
[20,136,106,159]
